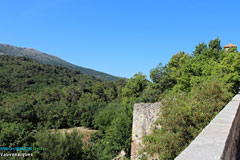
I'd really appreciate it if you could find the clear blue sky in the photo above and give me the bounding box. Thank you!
[1,0,239,78]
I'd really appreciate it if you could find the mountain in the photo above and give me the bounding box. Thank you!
[0,44,121,81]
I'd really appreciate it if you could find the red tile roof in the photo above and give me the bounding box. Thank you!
[224,43,237,48]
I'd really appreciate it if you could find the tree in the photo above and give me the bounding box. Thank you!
[193,42,207,57]
[208,37,222,51]
[122,73,148,98]
[104,103,133,158]
[150,63,176,93]
[150,63,165,83]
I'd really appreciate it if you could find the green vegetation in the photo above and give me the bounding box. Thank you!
[0,44,121,81]
[33,131,84,160]
[142,38,239,159]
[0,55,147,159]
[0,38,239,159]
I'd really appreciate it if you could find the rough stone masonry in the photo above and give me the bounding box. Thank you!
[131,102,161,160]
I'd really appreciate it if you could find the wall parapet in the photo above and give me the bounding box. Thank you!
[131,102,161,160]
[175,94,240,160]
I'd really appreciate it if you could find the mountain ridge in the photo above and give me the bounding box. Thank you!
[0,44,122,81]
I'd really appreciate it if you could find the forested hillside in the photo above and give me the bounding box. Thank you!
[0,38,239,160]
[0,55,151,159]
[0,44,121,81]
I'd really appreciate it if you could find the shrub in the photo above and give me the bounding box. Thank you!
[143,78,232,159]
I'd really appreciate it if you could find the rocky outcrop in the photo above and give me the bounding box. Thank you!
[131,102,161,160]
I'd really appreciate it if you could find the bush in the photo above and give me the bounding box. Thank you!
[33,130,84,160]
[143,78,232,159]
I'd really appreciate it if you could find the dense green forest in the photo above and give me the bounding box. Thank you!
[0,38,239,160]
[0,55,151,159]
[0,44,121,81]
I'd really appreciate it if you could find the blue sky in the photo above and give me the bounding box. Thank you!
[1,0,239,78]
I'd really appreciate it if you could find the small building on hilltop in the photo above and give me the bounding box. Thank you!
[224,43,237,51]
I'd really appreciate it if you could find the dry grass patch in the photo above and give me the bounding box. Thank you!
[52,127,97,145]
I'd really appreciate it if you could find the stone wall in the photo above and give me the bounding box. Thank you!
[131,102,161,160]
[175,94,240,160]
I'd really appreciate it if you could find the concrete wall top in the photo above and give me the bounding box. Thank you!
[175,94,240,160]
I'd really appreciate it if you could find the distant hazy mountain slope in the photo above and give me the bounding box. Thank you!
[0,44,121,81]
